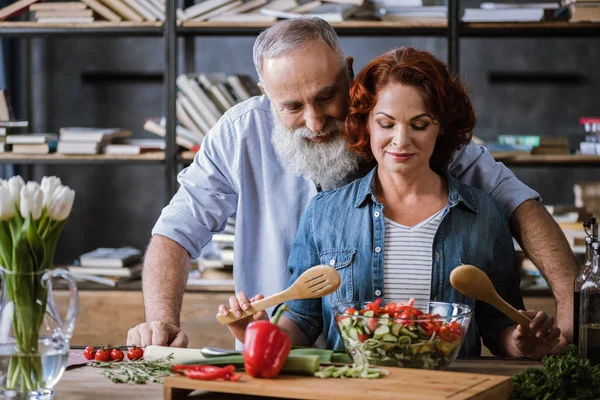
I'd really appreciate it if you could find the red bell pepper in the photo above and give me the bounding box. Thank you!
[243,304,291,379]
[172,364,241,381]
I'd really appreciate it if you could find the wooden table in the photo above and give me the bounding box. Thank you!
[55,358,541,399]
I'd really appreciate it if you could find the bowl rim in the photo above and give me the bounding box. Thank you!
[333,300,473,322]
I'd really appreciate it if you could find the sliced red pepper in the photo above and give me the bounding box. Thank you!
[173,364,237,381]
[367,317,378,333]
[358,333,370,342]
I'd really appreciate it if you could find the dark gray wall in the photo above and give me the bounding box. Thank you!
[21,30,600,264]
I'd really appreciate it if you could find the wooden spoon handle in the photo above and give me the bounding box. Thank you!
[493,296,561,350]
[216,291,291,325]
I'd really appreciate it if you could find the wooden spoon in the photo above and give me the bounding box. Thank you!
[216,265,341,325]
[450,264,533,331]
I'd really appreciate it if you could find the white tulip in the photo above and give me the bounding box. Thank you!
[20,182,44,220]
[0,185,15,221]
[7,176,25,207]
[47,186,75,221]
[40,176,62,209]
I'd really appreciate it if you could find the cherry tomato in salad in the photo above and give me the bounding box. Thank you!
[110,348,125,362]
[344,307,356,315]
[367,317,378,333]
[437,326,460,343]
[83,346,96,360]
[127,346,144,361]
[94,349,111,362]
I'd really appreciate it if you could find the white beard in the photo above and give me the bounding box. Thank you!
[271,108,359,190]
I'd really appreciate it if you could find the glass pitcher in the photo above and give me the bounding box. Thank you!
[0,268,79,400]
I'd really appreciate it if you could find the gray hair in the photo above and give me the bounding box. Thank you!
[252,17,345,84]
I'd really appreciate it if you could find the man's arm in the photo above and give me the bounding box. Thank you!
[127,234,190,347]
[510,199,578,342]
[450,142,577,342]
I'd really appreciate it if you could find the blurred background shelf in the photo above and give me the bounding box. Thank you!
[461,22,600,37]
[490,153,600,167]
[178,20,448,36]
[0,21,163,36]
[0,152,167,165]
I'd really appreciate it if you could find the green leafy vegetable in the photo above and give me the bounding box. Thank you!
[512,345,600,400]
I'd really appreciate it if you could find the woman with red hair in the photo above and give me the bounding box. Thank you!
[229,47,566,360]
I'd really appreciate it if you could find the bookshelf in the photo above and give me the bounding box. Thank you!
[0,0,598,263]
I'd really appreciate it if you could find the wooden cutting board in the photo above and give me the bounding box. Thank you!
[163,367,512,400]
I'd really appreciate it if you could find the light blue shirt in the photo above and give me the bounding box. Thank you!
[152,95,539,309]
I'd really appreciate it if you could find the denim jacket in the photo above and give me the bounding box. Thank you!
[283,167,524,357]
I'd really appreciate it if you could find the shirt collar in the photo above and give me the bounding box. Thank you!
[354,166,478,213]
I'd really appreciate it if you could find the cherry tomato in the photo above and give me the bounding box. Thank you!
[94,349,111,362]
[358,333,370,342]
[367,317,378,333]
[83,346,96,360]
[344,307,356,315]
[110,348,125,362]
[127,346,144,361]
[437,326,460,343]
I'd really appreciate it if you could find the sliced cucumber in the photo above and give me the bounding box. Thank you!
[363,310,375,317]
[382,334,397,342]
[378,318,390,327]
[364,326,371,335]
[348,327,359,341]
[374,326,390,335]
[340,317,353,327]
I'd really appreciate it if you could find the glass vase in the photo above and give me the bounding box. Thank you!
[0,268,79,400]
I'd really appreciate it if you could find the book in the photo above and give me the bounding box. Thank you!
[59,127,131,142]
[68,263,143,277]
[0,90,12,121]
[188,0,243,22]
[176,74,221,125]
[121,0,157,21]
[209,12,275,21]
[571,4,600,22]
[79,247,142,268]
[305,3,360,22]
[37,16,95,23]
[0,0,40,21]
[224,0,267,14]
[104,138,165,155]
[137,0,163,20]
[497,135,569,149]
[262,0,298,11]
[320,0,363,5]
[57,141,103,154]
[143,118,198,150]
[30,2,87,10]
[183,0,237,20]
[100,0,143,21]
[462,8,545,22]
[6,133,57,144]
[69,272,139,287]
[198,73,235,111]
[81,0,123,21]
[177,95,208,135]
[0,120,28,128]
[35,9,94,18]
[12,142,58,154]
[290,0,322,13]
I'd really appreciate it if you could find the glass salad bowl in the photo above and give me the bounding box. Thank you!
[334,300,472,370]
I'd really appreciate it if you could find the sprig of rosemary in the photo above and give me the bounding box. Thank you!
[91,355,175,384]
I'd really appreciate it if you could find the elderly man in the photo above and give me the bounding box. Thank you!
[127,18,576,348]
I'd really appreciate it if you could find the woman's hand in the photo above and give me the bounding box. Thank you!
[217,292,268,343]
[511,310,568,359]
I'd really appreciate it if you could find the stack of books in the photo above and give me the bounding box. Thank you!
[31,2,95,24]
[68,247,143,287]
[375,0,447,23]
[143,72,260,151]
[462,2,560,22]
[0,0,171,22]
[497,134,570,155]
[0,89,32,153]
[57,127,132,155]
[179,0,376,23]
[6,134,58,154]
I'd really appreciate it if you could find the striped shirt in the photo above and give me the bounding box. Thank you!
[383,207,446,311]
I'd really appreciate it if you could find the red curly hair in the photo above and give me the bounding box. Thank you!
[343,47,475,170]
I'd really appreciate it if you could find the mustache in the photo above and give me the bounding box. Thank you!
[296,119,344,140]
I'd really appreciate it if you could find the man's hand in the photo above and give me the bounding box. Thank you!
[127,321,189,348]
[218,292,268,343]
[511,310,568,359]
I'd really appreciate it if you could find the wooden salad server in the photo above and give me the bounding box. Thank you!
[450,264,561,349]
[216,265,341,325]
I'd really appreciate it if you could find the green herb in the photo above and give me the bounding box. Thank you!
[512,345,600,400]
[91,355,175,384]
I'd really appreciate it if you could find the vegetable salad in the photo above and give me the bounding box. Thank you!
[335,298,466,370]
